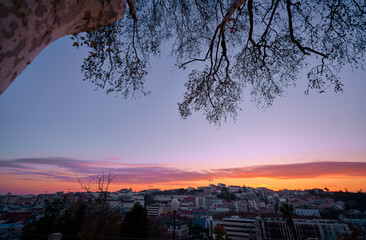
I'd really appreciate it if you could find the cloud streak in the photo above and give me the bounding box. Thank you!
[1,158,366,185]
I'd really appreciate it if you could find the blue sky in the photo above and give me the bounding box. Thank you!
[0,36,365,193]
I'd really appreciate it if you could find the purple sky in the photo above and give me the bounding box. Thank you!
[0,36,365,193]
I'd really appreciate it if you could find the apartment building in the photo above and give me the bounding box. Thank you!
[211,216,263,240]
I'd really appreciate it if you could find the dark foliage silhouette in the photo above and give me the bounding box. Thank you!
[120,202,149,239]
[280,203,298,240]
[77,0,365,124]
[21,195,86,240]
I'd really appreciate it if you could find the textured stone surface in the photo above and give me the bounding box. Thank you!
[0,0,126,95]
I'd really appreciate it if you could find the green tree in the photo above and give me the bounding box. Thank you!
[120,202,149,239]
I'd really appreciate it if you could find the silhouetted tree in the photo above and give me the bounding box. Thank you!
[190,225,208,239]
[148,216,168,239]
[144,194,155,206]
[21,194,86,240]
[78,173,122,240]
[75,0,366,124]
[332,191,366,211]
[280,203,298,240]
[217,192,237,201]
[120,202,149,239]
[176,188,188,195]
[2,0,365,124]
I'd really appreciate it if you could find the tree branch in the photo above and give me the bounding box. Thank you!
[247,0,256,47]
[286,0,328,58]
[126,0,137,20]
[260,0,279,43]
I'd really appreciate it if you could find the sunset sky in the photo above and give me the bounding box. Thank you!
[0,36,365,194]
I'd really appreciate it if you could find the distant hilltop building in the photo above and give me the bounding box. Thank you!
[187,187,195,192]
[228,185,241,192]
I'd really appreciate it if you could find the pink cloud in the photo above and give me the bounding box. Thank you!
[1,158,366,185]
[211,161,366,179]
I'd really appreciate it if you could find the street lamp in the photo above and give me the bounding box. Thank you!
[171,199,180,240]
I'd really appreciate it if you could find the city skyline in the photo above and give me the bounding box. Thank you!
[1,36,366,195]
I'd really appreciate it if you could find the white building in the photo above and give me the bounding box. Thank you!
[214,206,230,212]
[294,208,320,217]
[341,210,366,226]
[264,218,351,240]
[228,186,242,193]
[164,218,189,239]
[211,216,263,240]
[195,196,206,208]
[147,204,163,216]
[235,200,248,213]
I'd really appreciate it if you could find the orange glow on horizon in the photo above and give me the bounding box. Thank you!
[2,175,366,195]
[2,159,366,194]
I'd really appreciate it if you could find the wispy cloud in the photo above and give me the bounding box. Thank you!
[1,158,366,184]
[211,161,366,179]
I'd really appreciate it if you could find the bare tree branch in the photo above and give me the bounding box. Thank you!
[286,0,328,58]
[78,0,365,124]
